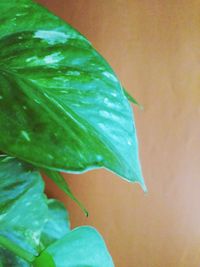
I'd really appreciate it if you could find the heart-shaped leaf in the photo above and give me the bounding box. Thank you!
[34,226,114,267]
[0,0,146,190]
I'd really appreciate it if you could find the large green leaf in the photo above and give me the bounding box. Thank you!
[0,156,48,261]
[34,226,114,267]
[0,0,146,190]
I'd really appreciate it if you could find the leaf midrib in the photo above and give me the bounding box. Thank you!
[0,67,125,173]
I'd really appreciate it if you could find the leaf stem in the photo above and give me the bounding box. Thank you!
[0,236,36,263]
[44,170,89,217]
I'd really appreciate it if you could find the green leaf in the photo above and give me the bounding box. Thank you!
[0,156,48,261]
[40,199,70,248]
[123,88,143,109]
[0,247,30,267]
[33,226,114,267]
[0,0,146,190]
[44,170,88,216]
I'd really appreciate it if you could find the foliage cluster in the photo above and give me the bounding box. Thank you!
[0,1,145,266]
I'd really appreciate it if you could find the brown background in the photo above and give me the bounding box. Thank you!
[38,1,200,267]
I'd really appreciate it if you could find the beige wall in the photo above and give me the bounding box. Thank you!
[39,1,200,266]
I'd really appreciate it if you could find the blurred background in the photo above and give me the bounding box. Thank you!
[38,1,200,266]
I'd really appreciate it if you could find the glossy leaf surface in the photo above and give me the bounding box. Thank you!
[34,226,114,267]
[0,156,48,258]
[0,0,145,189]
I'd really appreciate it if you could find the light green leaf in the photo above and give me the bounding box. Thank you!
[0,0,146,190]
[44,170,88,216]
[33,226,114,267]
[0,156,48,261]
[40,199,70,248]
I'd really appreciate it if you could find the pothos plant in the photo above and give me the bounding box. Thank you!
[0,0,146,266]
